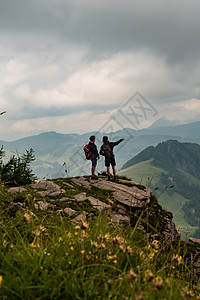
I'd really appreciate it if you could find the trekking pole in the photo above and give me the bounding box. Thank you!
[55,162,67,178]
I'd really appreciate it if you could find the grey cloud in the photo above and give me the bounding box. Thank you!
[1,0,200,62]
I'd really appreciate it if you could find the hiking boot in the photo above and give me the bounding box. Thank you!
[114,177,118,182]
[107,176,111,181]
[91,176,98,180]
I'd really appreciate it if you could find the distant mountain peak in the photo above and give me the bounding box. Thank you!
[148,117,180,129]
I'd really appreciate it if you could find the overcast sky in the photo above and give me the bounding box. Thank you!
[0,0,200,140]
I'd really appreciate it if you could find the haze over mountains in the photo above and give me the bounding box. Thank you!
[0,120,200,179]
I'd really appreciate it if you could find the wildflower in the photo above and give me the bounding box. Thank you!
[105,233,111,240]
[0,276,2,288]
[33,225,46,236]
[181,286,195,298]
[70,246,74,251]
[31,242,36,248]
[81,230,89,238]
[39,225,46,231]
[152,276,163,289]
[67,232,72,238]
[144,269,154,282]
[59,237,62,241]
[124,268,137,280]
[119,244,127,252]
[127,245,134,255]
[3,240,8,248]
[24,212,31,223]
[80,217,90,229]
[151,239,160,250]
[172,253,182,265]
[91,241,99,248]
[149,252,155,260]
[80,250,85,254]
[139,251,145,259]
[75,225,81,230]
[107,254,117,261]
[113,235,125,245]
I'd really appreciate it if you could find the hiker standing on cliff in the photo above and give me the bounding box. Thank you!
[88,135,99,180]
[100,136,124,181]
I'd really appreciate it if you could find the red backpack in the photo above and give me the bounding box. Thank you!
[83,144,92,160]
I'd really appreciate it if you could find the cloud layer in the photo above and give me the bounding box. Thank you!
[0,0,200,140]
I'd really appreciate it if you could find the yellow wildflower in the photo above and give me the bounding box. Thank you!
[149,252,155,260]
[0,276,2,288]
[70,246,74,251]
[172,253,182,265]
[80,249,85,254]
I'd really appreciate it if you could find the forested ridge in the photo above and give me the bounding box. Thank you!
[121,140,200,235]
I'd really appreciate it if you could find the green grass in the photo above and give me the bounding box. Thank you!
[0,182,200,299]
[118,159,199,238]
[118,159,167,188]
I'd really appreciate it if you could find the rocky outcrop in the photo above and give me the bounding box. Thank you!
[8,176,180,242]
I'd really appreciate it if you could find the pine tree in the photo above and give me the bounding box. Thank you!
[0,147,37,186]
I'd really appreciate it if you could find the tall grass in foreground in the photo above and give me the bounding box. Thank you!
[0,207,199,300]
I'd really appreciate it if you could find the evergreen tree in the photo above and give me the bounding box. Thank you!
[0,147,37,186]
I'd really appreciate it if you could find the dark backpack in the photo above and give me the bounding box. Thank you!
[102,144,112,157]
[83,144,92,160]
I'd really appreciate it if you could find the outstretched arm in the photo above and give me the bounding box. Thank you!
[111,138,124,147]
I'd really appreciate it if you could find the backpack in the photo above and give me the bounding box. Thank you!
[83,144,92,160]
[102,144,112,157]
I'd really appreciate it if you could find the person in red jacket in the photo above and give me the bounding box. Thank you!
[100,136,124,181]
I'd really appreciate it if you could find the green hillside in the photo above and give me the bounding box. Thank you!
[119,140,200,239]
[118,162,189,223]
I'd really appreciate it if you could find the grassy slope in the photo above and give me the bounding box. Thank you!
[118,159,198,238]
[0,180,200,298]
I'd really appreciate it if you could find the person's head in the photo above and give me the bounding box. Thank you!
[102,136,108,144]
[90,135,95,142]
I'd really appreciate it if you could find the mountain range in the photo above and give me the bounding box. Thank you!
[0,120,200,179]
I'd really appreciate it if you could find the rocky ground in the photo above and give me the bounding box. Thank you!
[8,175,180,242]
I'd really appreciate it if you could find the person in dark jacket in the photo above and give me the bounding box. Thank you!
[100,136,124,181]
[89,135,99,180]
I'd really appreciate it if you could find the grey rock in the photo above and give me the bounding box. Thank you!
[37,200,49,210]
[62,182,76,189]
[109,212,130,227]
[37,191,50,197]
[32,180,61,191]
[34,203,39,209]
[72,214,86,225]
[71,177,92,190]
[74,192,88,202]
[59,197,70,202]
[93,179,151,208]
[8,187,27,193]
[87,196,110,212]
[63,207,77,216]
[49,190,65,197]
